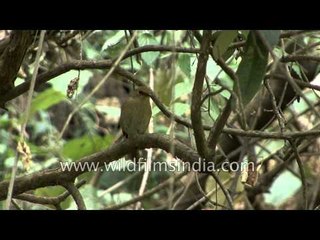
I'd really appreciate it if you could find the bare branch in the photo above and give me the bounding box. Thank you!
[62,182,86,210]
[191,30,211,158]
[14,180,86,206]
[289,139,308,209]
[0,31,33,97]
[207,96,233,156]
[121,45,200,61]
[282,55,320,63]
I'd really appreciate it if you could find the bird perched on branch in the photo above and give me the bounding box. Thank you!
[119,86,152,162]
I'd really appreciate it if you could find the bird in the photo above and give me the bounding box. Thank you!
[119,86,152,162]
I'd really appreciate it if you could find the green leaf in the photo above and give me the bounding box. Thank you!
[291,62,303,79]
[173,102,189,116]
[62,135,114,161]
[138,33,160,66]
[178,54,191,78]
[35,186,69,209]
[174,81,192,102]
[191,55,221,81]
[152,105,161,117]
[50,70,92,94]
[236,31,269,106]
[212,30,238,60]
[30,88,65,116]
[101,30,126,52]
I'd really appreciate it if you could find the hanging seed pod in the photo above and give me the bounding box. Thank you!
[67,77,80,98]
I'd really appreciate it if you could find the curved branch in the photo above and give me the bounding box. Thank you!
[191,30,211,158]
[14,180,86,206]
[62,182,86,210]
[0,31,33,96]
[120,45,200,61]
[289,140,307,209]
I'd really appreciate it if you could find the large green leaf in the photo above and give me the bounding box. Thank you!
[174,81,192,102]
[173,102,189,117]
[30,88,65,116]
[50,70,92,94]
[101,30,125,52]
[212,30,238,60]
[178,54,191,78]
[259,30,281,49]
[138,33,160,66]
[236,31,278,106]
[62,134,114,161]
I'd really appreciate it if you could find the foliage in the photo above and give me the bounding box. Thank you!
[1,30,320,210]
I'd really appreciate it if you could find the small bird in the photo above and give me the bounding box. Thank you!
[119,86,152,162]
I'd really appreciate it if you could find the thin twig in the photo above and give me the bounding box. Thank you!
[120,45,200,62]
[98,169,144,197]
[172,172,197,210]
[264,79,286,132]
[186,178,232,210]
[289,139,308,210]
[135,68,155,210]
[209,172,234,209]
[281,63,320,120]
[215,57,247,129]
[104,171,188,210]
[256,142,300,179]
[195,172,229,209]
[11,199,22,210]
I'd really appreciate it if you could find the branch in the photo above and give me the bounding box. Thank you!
[207,96,233,155]
[194,172,230,209]
[247,138,311,198]
[62,182,86,210]
[0,133,200,201]
[215,57,246,128]
[191,30,211,158]
[120,45,200,62]
[14,180,86,206]
[281,55,320,63]
[289,139,308,209]
[208,172,234,209]
[187,177,232,210]
[104,171,187,210]
[0,31,33,96]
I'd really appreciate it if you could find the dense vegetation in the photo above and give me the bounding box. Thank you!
[0,30,320,210]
